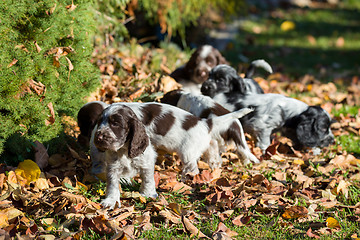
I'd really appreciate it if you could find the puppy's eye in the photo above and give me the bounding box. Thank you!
[206,57,214,65]
[109,115,122,126]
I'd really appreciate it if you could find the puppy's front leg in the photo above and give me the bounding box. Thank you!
[203,139,222,170]
[139,166,158,199]
[101,163,122,209]
[256,130,272,154]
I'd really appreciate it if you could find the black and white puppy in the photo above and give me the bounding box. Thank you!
[201,92,334,153]
[201,60,273,97]
[170,45,228,94]
[161,90,259,164]
[79,101,252,208]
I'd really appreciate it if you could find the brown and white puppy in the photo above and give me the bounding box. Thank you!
[170,45,228,94]
[161,90,259,165]
[79,101,252,209]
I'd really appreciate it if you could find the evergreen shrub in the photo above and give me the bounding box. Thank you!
[0,0,100,164]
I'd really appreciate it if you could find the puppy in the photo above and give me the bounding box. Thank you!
[161,90,259,164]
[201,60,273,98]
[79,101,252,208]
[170,45,228,94]
[201,92,334,153]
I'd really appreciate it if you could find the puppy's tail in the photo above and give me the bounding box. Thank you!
[245,59,273,78]
[207,108,253,135]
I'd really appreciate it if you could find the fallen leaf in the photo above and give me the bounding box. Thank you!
[34,41,42,53]
[282,206,308,220]
[7,58,18,68]
[280,20,295,31]
[45,102,56,126]
[33,141,49,169]
[306,228,320,239]
[215,222,238,237]
[182,216,209,238]
[336,37,345,48]
[159,209,181,224]
[66,1,77,11]
[0,212,9,228]
[15,160,41,184]
[334,180,350,198]
[326,217,340,229]
[232,215,251,226]
[159,76,182,93]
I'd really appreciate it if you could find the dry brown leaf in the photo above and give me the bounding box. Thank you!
[45,102,56,126]
[7,58,18,68]
[282,206,308,220]
[232,214,251,226]
[33,141,49,170]
[61,191,87,204]
[66,1,77,11]
[34,41,42,53]
[34,174,49,190]
[182,216,209,238]
[334,180,351,198]
[129,86,145,100]
[159,76,182,93]
[159,209,181,224]
[306,228,320,239]
[215,222,238,237]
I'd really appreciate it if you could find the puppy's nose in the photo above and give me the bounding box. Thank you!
[95,132,104,142]
[201,84,209,92]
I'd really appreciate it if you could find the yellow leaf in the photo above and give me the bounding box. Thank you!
[241,174,249,180]
[15,160,41,184]
[326,217,340,229]
[293,159,305,165]
[0,212,9,228]
[281,21,295,31]
[97,189,105,196]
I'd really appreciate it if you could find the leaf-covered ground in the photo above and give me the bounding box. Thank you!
[1,40,359,239]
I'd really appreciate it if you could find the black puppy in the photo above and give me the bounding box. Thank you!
[201,60,272,97]
[200,91,334,153]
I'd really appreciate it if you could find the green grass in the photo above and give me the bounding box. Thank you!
[224,4,360,81]
[335,134,360,155]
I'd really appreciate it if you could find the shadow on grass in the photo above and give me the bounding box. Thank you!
[224,6,360,82]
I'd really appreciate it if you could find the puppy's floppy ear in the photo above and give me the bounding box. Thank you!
[77,101,108,147]
[295,107,322,147]
[213,48,228,65]
[229,74,246,94]
[127,115,149,158]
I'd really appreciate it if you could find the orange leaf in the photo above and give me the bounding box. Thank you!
[7,58,18,68]
[282,206,308,220]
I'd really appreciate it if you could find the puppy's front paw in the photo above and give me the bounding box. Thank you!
[141,191,158,198]
[101,197,121,209]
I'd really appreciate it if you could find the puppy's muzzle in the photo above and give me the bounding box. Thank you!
[94,131,113,151]
[201,81,216,97]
